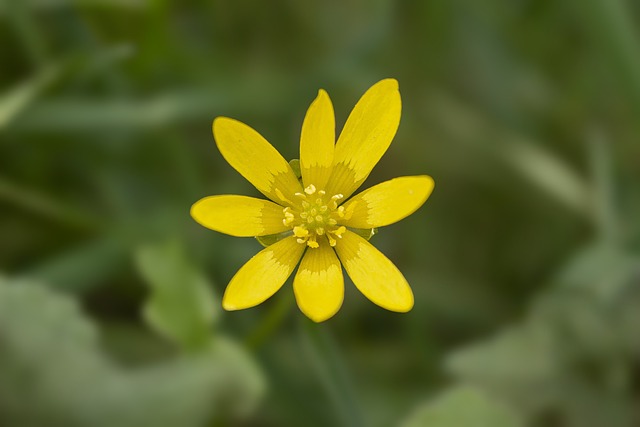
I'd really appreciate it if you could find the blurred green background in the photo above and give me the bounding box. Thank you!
[1,0,640,426]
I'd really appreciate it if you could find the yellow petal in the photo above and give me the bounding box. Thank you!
[340,176,434,228]
[213,117,303,206]
[334,230,413,312]
[293,244,344,322]
[300,89,335,190]
[191,195,289,237]
[222,236,305,310]
[325,79,401,199]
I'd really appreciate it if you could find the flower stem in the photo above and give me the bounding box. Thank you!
[298,319,366,427]
[245,291,295,350]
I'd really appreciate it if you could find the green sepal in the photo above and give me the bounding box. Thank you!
[289,159,302,180]
[256,231,294,248]
[351,228,378,241]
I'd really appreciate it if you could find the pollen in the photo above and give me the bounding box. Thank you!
[283,186,346,248]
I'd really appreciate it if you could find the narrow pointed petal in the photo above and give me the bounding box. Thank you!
[294,244,344,322]
[334,230,413,312]
[325,79,401,199]
[222,236,305,311]
[340,176,434,228]
[300,89,335,190]
[191,195,289,237]
[213,117,303,206]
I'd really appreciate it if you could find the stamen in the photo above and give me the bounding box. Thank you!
[282,186,349,249]
[333,226,346,237]
[283,207,295,225]
[293,226,309,238]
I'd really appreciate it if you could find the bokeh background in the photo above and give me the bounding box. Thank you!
[1,1,640,426]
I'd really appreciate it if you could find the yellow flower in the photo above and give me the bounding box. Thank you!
[191,79,434,322]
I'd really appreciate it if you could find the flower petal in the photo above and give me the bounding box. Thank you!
[340,176,434,228]
[300,89,335,190]
[293,244,344,322]
[213,117,303,206]
[191,195,289,237]
[325,79,401,199]
[222,236,305,311]
[334,230,413,312]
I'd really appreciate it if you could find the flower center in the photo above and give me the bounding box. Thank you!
[282,184,346,248]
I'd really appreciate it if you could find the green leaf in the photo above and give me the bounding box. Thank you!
[135,240,219,351]
[92,337,265,427]
[500,140,591,216]
[553,242,639,301]
[0,64,60,130]
[401,386,524,427]
[0,277,264,427]
[446,323,561,413]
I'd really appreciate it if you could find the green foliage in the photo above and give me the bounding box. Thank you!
[136,240,219,350]
[0,277,264,427]
[402,386,524,427]
[445,240,640,427]
[1,0,640,426]
[0,64,60,130]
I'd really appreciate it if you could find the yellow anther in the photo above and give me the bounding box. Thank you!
[282,186,348,249]
[293,226,309,238]
[282,207,295,225]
